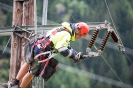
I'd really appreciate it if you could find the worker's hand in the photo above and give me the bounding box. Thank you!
[74,52,84,62]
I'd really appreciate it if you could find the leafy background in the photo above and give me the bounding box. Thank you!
[0,0,133,88]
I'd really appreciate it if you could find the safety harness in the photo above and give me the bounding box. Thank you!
[34,26,72,81]
[34,26,72,50]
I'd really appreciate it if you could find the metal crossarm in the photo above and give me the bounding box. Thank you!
[0,20,124,56]
[0,21,111,36]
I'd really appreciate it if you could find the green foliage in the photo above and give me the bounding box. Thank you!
[0,0,133,88]
[0,59,10,82]
[45,69,90,88]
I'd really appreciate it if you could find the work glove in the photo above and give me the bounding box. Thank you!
[74,52,84,63]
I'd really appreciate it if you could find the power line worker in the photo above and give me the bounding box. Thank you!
[3,22,89,88]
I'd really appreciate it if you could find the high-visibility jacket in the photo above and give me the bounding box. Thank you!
[34,22,78,60]
[48,22,75,50]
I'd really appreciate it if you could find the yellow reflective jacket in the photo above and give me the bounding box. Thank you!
[48,22,75,50]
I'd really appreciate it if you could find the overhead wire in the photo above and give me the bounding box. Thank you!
[0,45,132,88]
[104,0,123,46]
[104,0,133,65]
[94,46,124,86]
[0,0,131,87]
[58,0,77,22]
[58,0,129,87]
[0,2,133,55]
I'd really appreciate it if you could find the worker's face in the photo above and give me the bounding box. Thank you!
[75,29,82,39]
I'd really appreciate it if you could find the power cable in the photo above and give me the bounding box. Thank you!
[0,1,132,87]
[59,0,127,87]
[0,2,133,55]
[94,46,126,87]
[104,0,133,65]
[1,45,132,87]
[58,0,77,22]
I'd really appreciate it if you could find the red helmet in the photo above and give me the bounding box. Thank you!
[76,22,89,37]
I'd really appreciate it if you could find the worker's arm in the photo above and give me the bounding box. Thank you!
[53,32,84,62]
[58,46,84,62]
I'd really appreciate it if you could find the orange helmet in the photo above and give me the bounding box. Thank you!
[76,22,89,37]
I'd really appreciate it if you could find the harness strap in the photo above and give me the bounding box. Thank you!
[34,26,72,50]
[40,59,50,75]
[34,36,47,47]
[34,36,52,51]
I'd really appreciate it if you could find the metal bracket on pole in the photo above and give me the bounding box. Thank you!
[14,32,30,40]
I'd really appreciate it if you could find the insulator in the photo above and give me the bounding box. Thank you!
[100,31,111,51]
[111,30,119,43]
[88,29,100,49]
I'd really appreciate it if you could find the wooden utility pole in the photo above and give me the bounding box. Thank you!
[10,0,23,81]
[10,0,34,88]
